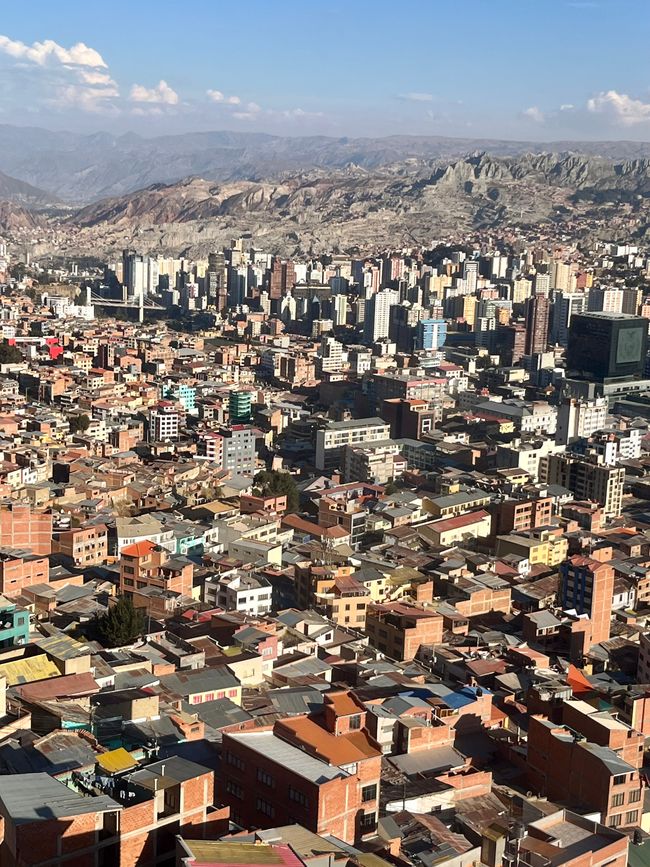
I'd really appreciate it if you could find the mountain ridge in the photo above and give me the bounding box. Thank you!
[1,122,650,204]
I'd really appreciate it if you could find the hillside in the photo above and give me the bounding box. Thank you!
[66,152,650,256]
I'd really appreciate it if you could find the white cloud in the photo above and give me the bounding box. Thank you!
[0,34,106,68]
[56,82,120,113]
[587,90,650,125]
[523,106,545,123]
[130,79,178,105]
[207,89,241,105]
[0,33,119,113]
[560,103,575,111]
[399,91,434,102]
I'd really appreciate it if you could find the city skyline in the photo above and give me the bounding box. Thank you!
[0,0,649,140]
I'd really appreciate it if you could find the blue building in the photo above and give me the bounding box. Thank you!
[0,597,29,649]
[415,318,447,351]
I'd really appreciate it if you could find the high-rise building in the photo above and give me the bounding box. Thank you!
[229,391,253,424]
[206,251,228,311]
[364,289,399,344]
[588,288,623,314]
[551,261,572,291]
[545,453,624,518]
[496,323,526,366]
[415,318,447,351]
[550,291,585,347]
[534,272,551,296]
[463,260,478,294]
[559,554,615,644]
[269,259,296,301]
[524,294,550,355]
[567,312,648,382]
[319,335,345,372]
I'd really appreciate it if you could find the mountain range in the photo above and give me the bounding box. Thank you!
[0,125,650,255]
[2,123,650,204]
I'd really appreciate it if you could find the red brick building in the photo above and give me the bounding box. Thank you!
[221,691,381,843]
[52,523,108,567]
[365,602,444,661]
[0,756,228,866]
[0,502,52,556]
[0,551,49,596]
[527,706,643,829]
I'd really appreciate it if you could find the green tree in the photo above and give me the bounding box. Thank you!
[0,342,22,365]
[94,596,146,647]
[253,469,299,513]
[69,414,90,435]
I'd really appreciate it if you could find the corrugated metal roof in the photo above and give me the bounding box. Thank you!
[96,747,138,775]
[226,731,347,784]
[0,655,60,687]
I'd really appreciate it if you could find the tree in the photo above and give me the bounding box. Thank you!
[253,469,299,513]
[94,596,146,647]
[69,414,90,435]
[0,342,22,365]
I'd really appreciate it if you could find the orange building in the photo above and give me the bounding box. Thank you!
[119,541,193,599]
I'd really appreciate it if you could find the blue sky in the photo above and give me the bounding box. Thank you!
[0,0,649,140]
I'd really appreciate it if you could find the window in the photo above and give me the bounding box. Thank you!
[257,768,275,788]
[613,774,627,785]
[349,715,362,731]
[629,789,642,803]
[256,798,275,818]
[360,813,377,832]
[226,780,243,799]
[626,811,639,825]
[226,751,245,771]
[611,793,624,807]
[288,787,308,808]
[362,784,377,803]
[609,815,622,828]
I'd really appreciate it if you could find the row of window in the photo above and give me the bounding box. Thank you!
[609,810,638,827]
[611,788,641,807]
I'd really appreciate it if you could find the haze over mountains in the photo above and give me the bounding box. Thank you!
[1,124,650,254]
[3,123,650,204]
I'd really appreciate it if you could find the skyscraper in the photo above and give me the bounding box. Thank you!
[206,251,228,312]
[364,289,399,344]
[550,292,585,347]
[524,294,550,355]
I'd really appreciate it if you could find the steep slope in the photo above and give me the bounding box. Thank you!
[69,152,650,255]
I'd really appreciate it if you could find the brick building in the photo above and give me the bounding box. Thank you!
[0,502,52,556]
[490,496,553,537]
[559,554,615,645]
[221,691,381,844]
[0,756,228,866]
[365,602,444,661]
[52,523,108,567]
[119,540,193,599]
[526,703,643,829]
[0,551,49,596]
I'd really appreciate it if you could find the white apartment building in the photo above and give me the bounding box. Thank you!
[315,417,391,471]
